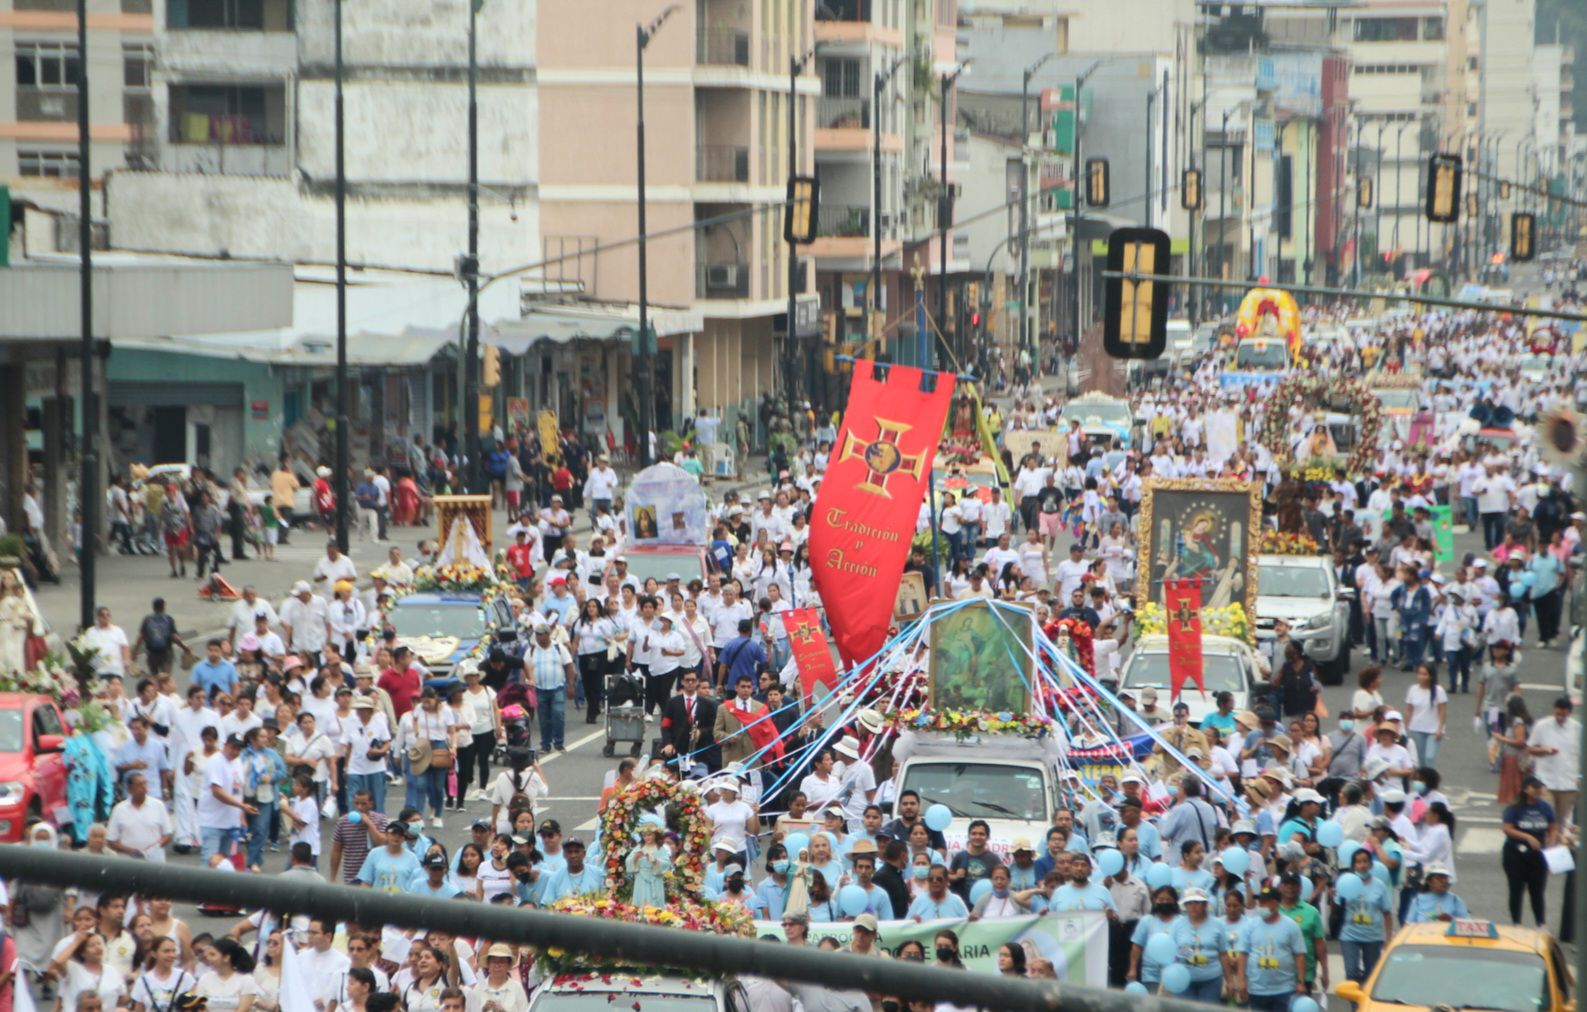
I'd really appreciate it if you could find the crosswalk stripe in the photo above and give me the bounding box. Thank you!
[1457,826,1508,854]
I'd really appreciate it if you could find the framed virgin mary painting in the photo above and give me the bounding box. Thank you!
[1136,479,1261,622]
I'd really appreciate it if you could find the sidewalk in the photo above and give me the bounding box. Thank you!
[32,457,775,639]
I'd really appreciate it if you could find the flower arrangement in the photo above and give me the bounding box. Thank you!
[1044,618,1095,676]
[66,700,115,734]
[491,551,519,586]
[0,651,83,704]
[600,778,712,902]
[1259,530,1321,555]
[1134,602,1251,642]
[413,563,495,592]
[1255,374,1383,479]
[882,707,1054,742]
[539,896,754,976]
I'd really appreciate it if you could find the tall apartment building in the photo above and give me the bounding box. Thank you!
[1,0,153,214]
[101,0,538,273]
[1478,0,1534,181]
[807,0,958,367]
[537,0,820,432]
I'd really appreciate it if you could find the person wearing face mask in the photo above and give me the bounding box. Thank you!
[755,844,790,921]
[1126,885,1182,988]
[904,865,968,921]
[969,864,1027,919]
[1236,886,1308,1011]
[1319,716,1367,808]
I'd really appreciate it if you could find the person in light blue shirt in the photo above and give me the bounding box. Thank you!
[541,840,606,902]
[1128,885,1182,985]
[848,847,895,920]
[1172,889,1228,1003]
[1219,888,1255,956]
[1337,848,1393,984]
[1048,853,1116,913]
[1405,865,1468,923]
[410,854,462,899]
[113,717,170,799]
[357,822,423,893]
[1240,888,1307,1011]
[755,852,790,922]
[1173,841,1217,896]
[905,866,970,921]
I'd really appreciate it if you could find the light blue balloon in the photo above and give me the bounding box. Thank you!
[1146,862,1174,890]
[1371,861,1391,887]
[1125,982,1149,995]
[1161,964,1191,994]
[784,833,810,857]
[1337,840,1361,868]
[1293,997,1320,1012]
[347,811,362,824]
[969,878,994,905]
[838,884,870,918]
[1098,849,1125,878]
[1299,875,1313,902]
[924,804,953,833]
[1336,873,1364,901]
[1145,933,1178,965]
[1219,846,1251,876]
[1316,820,1345,849]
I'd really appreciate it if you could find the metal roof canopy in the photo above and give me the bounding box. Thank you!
[487,301,704,355]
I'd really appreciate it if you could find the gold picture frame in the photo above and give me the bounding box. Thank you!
[926,598,1035,713]
[1136,479,1261,629]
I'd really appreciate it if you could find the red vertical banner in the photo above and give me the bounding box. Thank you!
[1164,578,1205,701]
[782,607,838,701]
[810,360,955,664]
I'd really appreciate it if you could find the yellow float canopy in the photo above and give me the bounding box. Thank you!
[1235,286,1302,359]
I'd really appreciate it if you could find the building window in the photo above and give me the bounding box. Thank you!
[822,57,861,98]
[18,149,80,177]
[1353,17,1417,42]
[15,42,81,90]
[123,44,152,88]
[1422,17,1445,41]
[1468,102,1478,117]
[169,83,285,144]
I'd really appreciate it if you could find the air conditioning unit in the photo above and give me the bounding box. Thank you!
[707,264,740,287]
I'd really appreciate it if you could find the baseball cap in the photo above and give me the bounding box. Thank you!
[853,913,879,932]
[224,733,245,749]
[1379,788,1407,804]
[292,580,311,594]
[472,818,491,831]
[424,853,448,869]
[538,819,562,836]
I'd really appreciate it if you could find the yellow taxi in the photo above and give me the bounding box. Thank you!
[1336,920,1575,1012]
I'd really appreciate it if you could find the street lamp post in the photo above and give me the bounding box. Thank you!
[635,5,680,467]
[873,55,906,355]
[333,0,349,548]
[1069,61,1102,377]
[938,61,971,371]
[460,0,481,502]
[1218,107,1232,296]
[1391,121,1413,269]
[787,44,819,396]
[1019,53,1054,376]
[75,0,94,627]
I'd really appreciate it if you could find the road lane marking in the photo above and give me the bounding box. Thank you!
[1457,827,1507,854]
[537,728,606,764]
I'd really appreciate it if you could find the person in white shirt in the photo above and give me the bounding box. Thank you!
[709,584,753,650]
[280,581,330,664]
[1054,543,1091,599]
[282,710,339,808]
[1527,697,1581,817]
[312,540,359,588]
[84,607,131,680]
[982,488,1014,544]
[583,457,621,517]
[981,533,1021,582]
[107,772,172,860]
[703,777,758,861]
[227,587,280,646]
[383,546,416,587]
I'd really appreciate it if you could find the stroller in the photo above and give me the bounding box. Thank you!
[602,670,646,757]
[494,704,533,765]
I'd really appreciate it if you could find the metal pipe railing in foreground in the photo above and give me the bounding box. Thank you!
[0,849,1209,1012]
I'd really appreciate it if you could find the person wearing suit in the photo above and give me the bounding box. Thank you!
[661,668,720,773]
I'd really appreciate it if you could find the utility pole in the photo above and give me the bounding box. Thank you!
[938,61,971,370]
[75,0,94,627]
[1069,63,1098,378]
[461,0,481,499]
[1218,107,1231,302]
[1145,88,1155,228]
[635,5,680,467]
[873,55,906,357]
[1020,53,1053,378]
[788,45,818,397]
[333,0,349,549]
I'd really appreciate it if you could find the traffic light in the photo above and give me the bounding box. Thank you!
[482,345,501,387]
[1424,153,1462,224]
[784,175,819,244]
[1357,176,1373,210]
[1511,211,1536,262]
[1085,158,1110,208]
[1180,168,1202,211]
[1101,227,1169,360]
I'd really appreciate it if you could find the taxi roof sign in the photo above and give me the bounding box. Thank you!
[1446,918,1499,939]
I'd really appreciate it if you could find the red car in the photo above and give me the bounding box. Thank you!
[0,694,69,841]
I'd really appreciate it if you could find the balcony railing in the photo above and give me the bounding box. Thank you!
[818,96,870,130]
[13,0,73,10]
[815,0,871,20]
[697,28,750,66]
[697,261,751,299]
[696,145,749,183]
[819,204,870,238]
[17,88,78,123]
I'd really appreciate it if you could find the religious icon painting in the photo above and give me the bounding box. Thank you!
[926,599,1035,714]
[1135,479,1261,622]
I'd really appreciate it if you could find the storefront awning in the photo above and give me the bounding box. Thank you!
[486,303,702,355]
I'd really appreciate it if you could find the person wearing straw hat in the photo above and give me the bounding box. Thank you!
[469,942,530,1012]
[832,734,878,832]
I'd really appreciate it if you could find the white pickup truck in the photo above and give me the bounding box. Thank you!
[890,729,1060,858]
[1255,553,1352,685]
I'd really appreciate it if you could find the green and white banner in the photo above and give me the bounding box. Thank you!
[754,911,1110,982]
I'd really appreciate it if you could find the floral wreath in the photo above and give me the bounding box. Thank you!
[882,707,1054,742]
[541,897,754,977]
[412,562,496,592]
[1258,530,1320,555]
[1256,373,1383,479]
[600,778,712,903]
